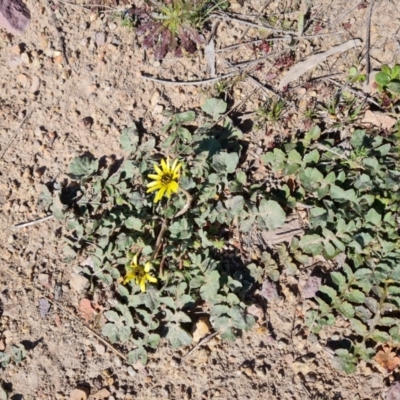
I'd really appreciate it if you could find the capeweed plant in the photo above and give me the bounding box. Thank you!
[262,126,400,373]
[42,98,289,364]
[374,64,400,96]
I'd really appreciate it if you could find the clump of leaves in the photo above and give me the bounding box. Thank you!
[262,126,400,373]
[254,99,286,129]
[0,344,27,369]
[374,64,400,96]
[42,97,289,364]
[135,0,227,60]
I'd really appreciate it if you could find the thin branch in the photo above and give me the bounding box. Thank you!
[174,188,193,219]
[0,111,31,160]
[365,0,374,85]
[216,32,345,53]
[140,72,237,86]
[12,215,54,229]
[326,78,383,109]
[57,0,116,9]
[181,331,219,361]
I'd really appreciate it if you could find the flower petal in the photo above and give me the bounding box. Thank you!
[154,164,163,175]
[169,180,179,193]
[161,159,168,173]
[147,275,157,283]
[147,184,163,193]
[133,254,138,266]
[144,262,152,272]
[154,186,167,203]
[140,279,146,293]
[148,174,161,181]
[147,180,163,188]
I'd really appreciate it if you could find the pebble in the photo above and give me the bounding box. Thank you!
[153,104,164,115]
[21,53,30,64]
[95,32,106,46]
[127,366,136,378]
[114,356,122,368]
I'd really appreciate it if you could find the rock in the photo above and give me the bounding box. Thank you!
[69,274,89,293]
[95,31,106,46]
[0,0,30,35]
[387,381,400,400]
[92,388,111,399]
[69,388,88,400]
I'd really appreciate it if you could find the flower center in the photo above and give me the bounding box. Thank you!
[161,173,173,185]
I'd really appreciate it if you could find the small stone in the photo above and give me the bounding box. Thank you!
[69,274,89,293]
[191,317,211,343]
[92,388,111,400]
[150,90,160,107]
[95,32,106,46]
[21,52,30,64]
[80,117,94,129]
[95,343,106,355]
[30,76,41,93]
[114,356,122,368]
[153,104,164,115]
[108,22,117,30]
[127,366,136,378]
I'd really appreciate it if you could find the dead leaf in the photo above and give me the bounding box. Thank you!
[278,39,362,89]
[260,280,279,301]
[79,298,96,323]
[375,346,400,372]
[302,276,321,299]
[387,381,400,400]
[204,38,216,78]
[69,388,88,400]
[191,317,211,343]
[39,298,51,317]
[361,110,396,130]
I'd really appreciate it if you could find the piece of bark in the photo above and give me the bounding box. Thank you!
[0,0,30,35]
[278,39,362,89]
[261,213,304,246]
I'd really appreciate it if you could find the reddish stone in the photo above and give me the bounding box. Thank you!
[0,0,30,35]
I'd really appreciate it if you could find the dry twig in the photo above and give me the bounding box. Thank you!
[140,72,236,86]
[12,215,54,230]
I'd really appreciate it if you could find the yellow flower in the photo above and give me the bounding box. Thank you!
[146,158,181,203]
[123,254,157,293]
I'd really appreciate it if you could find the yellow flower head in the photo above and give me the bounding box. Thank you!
[123,254,157,293]
[146,158,182,203]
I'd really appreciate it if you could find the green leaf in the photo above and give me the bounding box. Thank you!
[125,217,143,231]
[246,263,263,283]
[299,234,324,255]
[303,149,320,164]
[174,110,196,123]
[350,318,367,335]
[236,170,247,185]
[69,156,98,178]
[337,302,355,318]
[378,317,397,326]
[128,347,148,365]
[388,81,400,95]
[304,125,321,142]
[331,272,347,291]
[370,330,390,343]
[146,333,161,349]
[330,185,357,202]
[102,323,119,344]
[318,285,337,302]
[257,199,286,230]
[166,323,192,348]
[0,386,7,400]
[298,168,324,192]
[176,126,192,142]
[201,98,227,119]
[350,130,366,148]
[169,219,192,240]
[334,350,357,374]
[365,208,381,225]
[374,72,390,87]
[344,290,365,304]
[200,270,220,303]
[104,310,121,323]
[120,123,139,153]
[212,152,239,174]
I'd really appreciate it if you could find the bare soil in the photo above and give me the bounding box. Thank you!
[0,0,399,399]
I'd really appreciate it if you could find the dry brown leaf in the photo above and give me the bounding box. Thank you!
[375,346,400,372]
[361,110,396,130]
[79,298,96,323]
[191,317,211,343]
